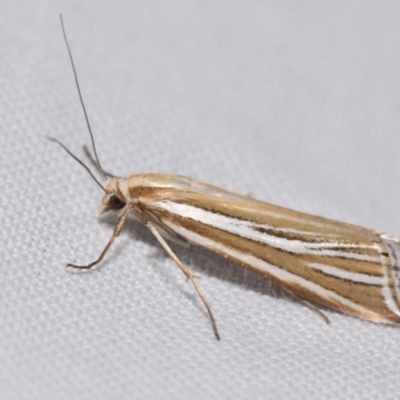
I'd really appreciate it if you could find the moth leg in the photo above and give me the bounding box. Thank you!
[145,220,220,341]
[67,206,130,270]
[284,288,330,324]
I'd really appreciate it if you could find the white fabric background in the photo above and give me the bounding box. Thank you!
[2,1,400,399]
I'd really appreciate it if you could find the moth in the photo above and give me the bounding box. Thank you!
[50,16,400,340]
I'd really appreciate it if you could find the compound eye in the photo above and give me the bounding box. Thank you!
[109,195,126,210]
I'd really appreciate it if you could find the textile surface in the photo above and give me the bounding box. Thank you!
[1,1,400,399]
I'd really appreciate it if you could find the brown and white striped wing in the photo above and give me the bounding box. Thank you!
[135,174,400,324]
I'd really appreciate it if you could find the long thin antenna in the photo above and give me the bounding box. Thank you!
[47,137,106,192]
[83,145,116,178]
[59,14,107,181]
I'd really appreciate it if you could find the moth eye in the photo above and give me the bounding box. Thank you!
[109,195,126,210]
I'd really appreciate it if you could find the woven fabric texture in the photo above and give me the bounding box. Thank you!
[2,2,400,399]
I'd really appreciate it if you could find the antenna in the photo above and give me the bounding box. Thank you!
[83,145,116,178]
[47,137,106,192]
[59,14,107,181]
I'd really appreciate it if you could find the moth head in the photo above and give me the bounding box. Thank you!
[98,177,129,216]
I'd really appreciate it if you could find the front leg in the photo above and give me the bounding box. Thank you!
[67,206,130,270]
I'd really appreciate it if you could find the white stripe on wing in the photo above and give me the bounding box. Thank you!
[155,201,380,263]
